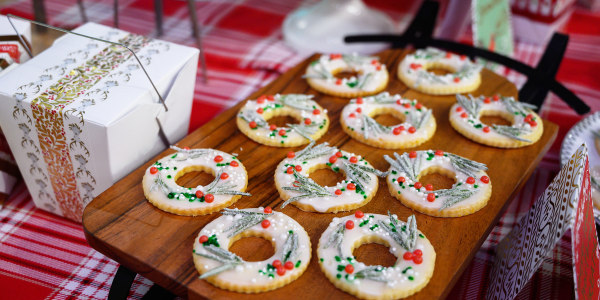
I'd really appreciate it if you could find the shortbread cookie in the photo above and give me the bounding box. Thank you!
[193,208,311,293]
[384,150,492,217]
[340,92,436,149]
[305,53,389,98]
[397,48,482,95]
[275,142,385,213]
[142,146,250,216]
[318,212,436,299]
[237,94,329,147]
[449,94,543,148]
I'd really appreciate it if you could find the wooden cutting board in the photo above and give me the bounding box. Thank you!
[83,49,558,299]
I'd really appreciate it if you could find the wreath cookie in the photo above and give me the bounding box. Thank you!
[449,94,543,148]
[142,146,250,216]
[237,94,329,147]
[304,53,389,98]
[340,92,436,149]
[318,212,435,299]
[384,150,492,217]
[397,48,482,95]
[193,208,311,293]
[275,142,385,213]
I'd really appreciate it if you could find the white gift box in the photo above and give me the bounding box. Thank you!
[0,23,199,221]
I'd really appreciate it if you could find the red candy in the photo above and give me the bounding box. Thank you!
[425,184,433,191]
[286,167,294,174]
[408,126,416,134]
[273,260,282,268]
[205,194,214,203]
[460,112,468,118]
[356,97,363,104]
[287,152,295,159]
[149,167,158,174]
[329,156,338,163]
[483,126,491,133]
[356,107,362,113]
[267,95,275,101]
[529,120,537,127]
[414,249,422,256]
[415,103,423,110]
[435,150,444,156]
[349,156,358,163]
[349,113,356,118]
[480,176,490,184]
[214,155,223,162]
[336,151,343,157]
[456,107,463,112]
[397,177,406,183]
[249,121,257,129]
[304,118,312,125]
[257,95,266,103]
[493,94,500,101]
[414,182,423,189]
[355,210,364,218]
[445,52,452,58]
[466,177,475,184]
[284,261,294,270]
[330,53,342,60]
[404,103,411,108]
[276,267,286,276]
[230,161,239,167]
[199,235,208,243]
[345,220,355,229]
[460,55,466,60]
[403,252,414,260]
[220,173,229,180]
[256,107,264,114]
[336,79,342,85]
[484,97,491,104]
[261,219,271,228]
[453,77,460,83]
[409,151,417,158]
[335,189,342,195]
[347,183,356,190]
[413,256,423,264]
[393,127,402,135]
[313,109,320,115]
[278,129,287,136]
[345,264,354,274]
[427,193,436,202]
[195,190,204,198]
[269,124,277,131]
[295,165,302,172]
[264,206,272,214]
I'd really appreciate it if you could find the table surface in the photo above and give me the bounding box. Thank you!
[82,49,558,299]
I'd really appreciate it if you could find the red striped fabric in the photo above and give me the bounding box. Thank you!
[0,0,598,299]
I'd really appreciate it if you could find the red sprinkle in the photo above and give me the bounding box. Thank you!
[149,167,158,174]
[480,176,490,184]
[349,156,358,163]
[345,264,354,274]
[427,193,436,202]
[329,156,338,163]
[396,99,403,105]
[264,206,272,214]
[330,53,342,60]
[425,184,433,191]
[376,65,382,71]
[278,129,287,136]
[414,182,423,189]
[267,95,275,101]
[347,183,356,190]
[460,55,467,60]
[336,151,343,158]
[349,113,356,118]
[304,118,312,125]
[483,126,491,133]
[313,109,321,115]
[404,103,411,108]
[205,194,214,203]
[276,267,286,276]
[460,112,468,118]
[261,219,271,229]
[403,252,414,260]
[345,220,355,230]
[295,165,302,172]
[356,107,362,113]
[466,177,476,184]
[456,107,463,112]
[287,167,294,174]
[214,155,223,162]
[484,97,491,104]
[529,120,537,127]
[445,52,452,58]
[398,177,406,183]
[256,107,264,114]
[525,114,533,122]
[493,94,500,101]
[335,189,342,195]
[356,97,363,104]
[416,103,423,110]
[435,150,444,156]
[273,260,282,268]
[249,121,257,129]
[287,152,295,159]
[220,173,229,180]
[393,127,402,135]
[284,261,294,270]
[336,79,342,85]
[409,151,417,158]
[408,126,416,133]
[371,59,378,65]
[183,147,190,150]
[355,210,364,218]
[413,256,423,264]
[199,235,208,243]
[269,124,277,131]
[230,160,239,167]
[257,95,266,103]
[410,63,422,70]
[195,190,204,198]
[414,249,423,256]
[453,77,461,83]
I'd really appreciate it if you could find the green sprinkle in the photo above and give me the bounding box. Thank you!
[320,258,324,262]
[336,274,342,279]
[296,260,302,267]
[335,256,342,262]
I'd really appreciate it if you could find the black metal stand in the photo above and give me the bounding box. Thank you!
[107,265,175,300]
[344,0,590,115]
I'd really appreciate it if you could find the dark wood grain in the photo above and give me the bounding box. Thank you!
[83,49,558,300]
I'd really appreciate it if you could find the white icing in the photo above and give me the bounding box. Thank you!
[193,208,311,287]
[317,214,435,298]
[341,92,436,145]
[386,150,491,211]
[305,54,388,93]
[237,94,328,145]
[275,144,379,212]
[398,47,481,90]
[142,148,248,210]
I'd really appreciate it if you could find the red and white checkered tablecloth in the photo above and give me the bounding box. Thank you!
[0,0,598,299]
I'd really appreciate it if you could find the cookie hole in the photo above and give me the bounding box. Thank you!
[267,115,301,128]
[309,166,346,188]
[229,236,275,262]
[175,167,215,189]
[353,243,397,267]
[418,167,456,190]
[480,115,512,127]
[426,68,453,76]
[334,70,360,80]
[373,114,405,127]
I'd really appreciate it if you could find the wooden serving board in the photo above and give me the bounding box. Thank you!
[83,49,558,299]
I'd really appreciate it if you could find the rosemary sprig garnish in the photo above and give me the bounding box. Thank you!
[151,174,172,194]
[492,125,532,142]
[294,142,336,161]
[357,73,372,90]
[222,208,270,238]
[501,97,537,115]
[453,63,482,79]
[447,153,487,178]
[378,212,418,251]
[591,176,600,191]
[362,114,391,139]
[281,170,332,208]
[354,266,387,282]
[415,70,445,85]
[455,94,481,118]
[195,244,243,278]
[342,54,377,66]
[278,94,314,111]
[204,169,252,196]
[383,152,422,182]
[170,146,211,161]
[410,108,432,129]
[414,48,445,60]
[304,59,332,79]
[372,92,398,104]
[324,222,345,256]
[282,231,299,262]
[238,110,267,127]
[436,188,475,210]
[287,123,318,141]
[343,161,387,190]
